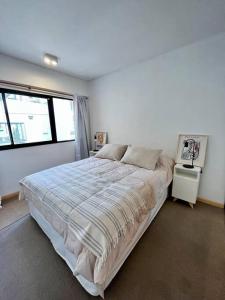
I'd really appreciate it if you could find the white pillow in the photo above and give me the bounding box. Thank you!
[156,154,175,170]
[121,146,162,170]
[95,144,128,161]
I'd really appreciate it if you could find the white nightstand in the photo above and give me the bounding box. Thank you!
[89,150,99,157]
[172,164,201,208]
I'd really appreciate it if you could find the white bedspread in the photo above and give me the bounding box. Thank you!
[20,156,173,284]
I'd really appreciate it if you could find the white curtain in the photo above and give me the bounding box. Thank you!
[74,96,91,160]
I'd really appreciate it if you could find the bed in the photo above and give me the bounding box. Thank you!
[20,155,173,297]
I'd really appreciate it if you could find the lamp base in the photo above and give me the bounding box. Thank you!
[183,164,194,169]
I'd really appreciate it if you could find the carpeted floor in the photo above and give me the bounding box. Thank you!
[0,198,29,230]
[0,200,224,300]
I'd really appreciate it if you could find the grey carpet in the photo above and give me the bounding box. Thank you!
[0,200,224,300]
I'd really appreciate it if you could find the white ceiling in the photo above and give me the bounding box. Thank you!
[0,0,225,80]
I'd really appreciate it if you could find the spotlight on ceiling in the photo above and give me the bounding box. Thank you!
[43,53,58,67]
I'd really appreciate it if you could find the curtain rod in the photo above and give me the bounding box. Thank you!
[0,80,74,98]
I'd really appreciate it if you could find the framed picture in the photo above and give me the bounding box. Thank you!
[96,132,107,150]
[176,134,208,168]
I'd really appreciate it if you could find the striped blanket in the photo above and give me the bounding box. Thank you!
[20,157,156,269]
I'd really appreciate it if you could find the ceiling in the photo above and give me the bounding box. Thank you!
[0,0,225,80]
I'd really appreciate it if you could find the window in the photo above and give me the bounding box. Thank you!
[53,98,75,141]
[0,89,75,150]
[0,122,11,146]
[10,123,26,144]
[0,95,11,146]
[6,93,52,144]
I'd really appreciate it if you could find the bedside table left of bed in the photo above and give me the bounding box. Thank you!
[89,150,99,157]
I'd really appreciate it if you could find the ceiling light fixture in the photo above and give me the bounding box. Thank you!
[43,53,58,67]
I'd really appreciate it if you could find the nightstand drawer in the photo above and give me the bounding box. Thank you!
[174,168,198,179]
[172,164,201,207]
[172,175,199,204]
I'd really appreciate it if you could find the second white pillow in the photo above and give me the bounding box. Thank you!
[121,146,162,170]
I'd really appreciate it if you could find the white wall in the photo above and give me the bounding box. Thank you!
[89,33,225,205]
[0,143,75,194]
[0,54,88,195]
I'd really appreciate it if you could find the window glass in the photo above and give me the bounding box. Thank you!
[5,94,52,144]
[0,94,11,146]
[53,98,75,141]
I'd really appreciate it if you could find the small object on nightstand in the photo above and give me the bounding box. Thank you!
[172,164,201,208]
[89,150,99,157]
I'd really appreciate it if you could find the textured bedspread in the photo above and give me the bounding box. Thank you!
[20,157,156,270]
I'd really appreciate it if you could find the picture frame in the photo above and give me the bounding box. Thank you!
[96,132,107,150]
[176,134,208,168]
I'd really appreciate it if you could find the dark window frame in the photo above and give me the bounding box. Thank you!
[0,88,75,151]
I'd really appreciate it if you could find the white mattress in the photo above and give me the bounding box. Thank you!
[29,187,168,297]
